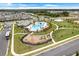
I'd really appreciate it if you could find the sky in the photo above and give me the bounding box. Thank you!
[0,3,79,9]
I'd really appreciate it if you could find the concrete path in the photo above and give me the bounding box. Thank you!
[14,33,27,35]
[50,31,56,43]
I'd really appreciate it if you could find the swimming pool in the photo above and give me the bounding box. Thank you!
[26,22,48,32]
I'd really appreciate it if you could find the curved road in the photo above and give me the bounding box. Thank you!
[37,38,79,56]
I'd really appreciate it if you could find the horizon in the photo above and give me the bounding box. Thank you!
[0,3,79,9]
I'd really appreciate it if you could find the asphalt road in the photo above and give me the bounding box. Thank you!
[0,22,12,56]
[37,38,79,56]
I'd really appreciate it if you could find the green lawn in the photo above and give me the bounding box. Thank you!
[7,39,13,56]
[8,34,52,55]
[7,34,52,55]
[53,21,79,28]
[13,34,52,54]
[53,29,79,42]
[52,20,79,42]
[14,24,30,33]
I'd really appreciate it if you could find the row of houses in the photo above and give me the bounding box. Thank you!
[0,10,79,21]
[0,12,35,21]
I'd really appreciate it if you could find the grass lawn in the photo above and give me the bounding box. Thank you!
[7,33,52,55]
[13,34,52,54]
[7,40,13,56]
[14,24,30,33]
[53,21,79,28]
[53,29,79,42]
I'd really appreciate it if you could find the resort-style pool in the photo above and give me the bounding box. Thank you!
[26,22,48,31]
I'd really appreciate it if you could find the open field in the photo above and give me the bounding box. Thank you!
[53,20,79,28]
[53,29,79,42]
[14,24,30,33]
[52,20,79,42]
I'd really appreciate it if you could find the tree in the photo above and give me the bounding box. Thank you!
[62,11,69,17]
[76,51,79,56]
[72,31,74,34]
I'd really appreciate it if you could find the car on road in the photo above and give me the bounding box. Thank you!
[5,31,10,40]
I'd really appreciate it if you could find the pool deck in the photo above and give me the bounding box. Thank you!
[26,22,49,32]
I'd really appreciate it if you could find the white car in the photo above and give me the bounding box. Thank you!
[5,31,10,40]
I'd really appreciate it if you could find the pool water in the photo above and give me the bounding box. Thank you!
[27,22,48,31]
